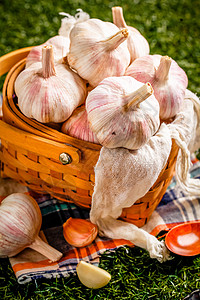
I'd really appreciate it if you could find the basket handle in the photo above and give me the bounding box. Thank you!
[0,120,81,164]
[0,47,32,77]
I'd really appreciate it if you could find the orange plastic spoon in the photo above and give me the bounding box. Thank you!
[165,221,200,256]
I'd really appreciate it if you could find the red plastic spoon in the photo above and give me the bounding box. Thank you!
[165,221,200,256]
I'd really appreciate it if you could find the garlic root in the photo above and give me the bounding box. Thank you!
[76,260,111,289]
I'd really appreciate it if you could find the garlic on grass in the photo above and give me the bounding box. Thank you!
[76,260,111,289]
[86,76,160,150]
[58,9,90,38]
[15,45,87,123]
[112,6,150,62]
[26,35,70,68]
[125,54,188,120]
[61,105,99,144]
[63,217,98,247]
[67,18,130,87]
[0,193,62,262]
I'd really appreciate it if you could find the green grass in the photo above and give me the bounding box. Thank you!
[0,0,200,298]
[0,246,200,299]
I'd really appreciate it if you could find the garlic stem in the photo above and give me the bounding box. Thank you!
[102,29,129,51]
[42,45,56,78]
[123,82,154,111]
[29,235,63,262]
[155,56,172,82]
[112,6,127,28]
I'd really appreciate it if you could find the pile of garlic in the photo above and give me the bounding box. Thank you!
[14,7,189,150]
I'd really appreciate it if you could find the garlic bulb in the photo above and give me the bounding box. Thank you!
[63,218,98,247]
[0,193,62,262]
[15,45,87,123]
[26,35,70,68]
[67,19,130,87]
[58,9,90,38]
[76,261,111,289]
[112,6,149,62]
[61,105,99,144]
[86,76,160,150]
[125,55,188,120]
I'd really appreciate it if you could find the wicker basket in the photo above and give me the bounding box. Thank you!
[0,48,179,227]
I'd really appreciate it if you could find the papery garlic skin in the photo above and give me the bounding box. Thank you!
[0,193,42,257]
[63,217,98,247]
[112,6,149,62]
[86,76,160,150]
[15,46,87,123]
[58,9,90,38]
[68,19,130,87]
[26,35,70,68]
[125,54,188,120]
[61,105,99,144]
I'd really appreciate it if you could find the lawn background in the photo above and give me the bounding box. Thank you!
[0,0,200,299]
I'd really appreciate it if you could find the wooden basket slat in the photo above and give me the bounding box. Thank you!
[17,152,50,173]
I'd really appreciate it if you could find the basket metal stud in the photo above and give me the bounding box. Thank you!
[59,152,72,165]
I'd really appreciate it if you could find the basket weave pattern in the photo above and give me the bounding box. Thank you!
[0,48,179,227]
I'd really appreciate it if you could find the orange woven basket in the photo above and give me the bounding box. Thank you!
[0,48,179,227]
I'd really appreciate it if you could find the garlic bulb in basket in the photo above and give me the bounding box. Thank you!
[67,19,130,87]
[15,45,87,123]
[86,76,160,150]
[112,6,149,62]
[61,105,99,144]
[125,54,188,120]
[26,35,70,68]
[58,9,90,38]
[0,193,62,262]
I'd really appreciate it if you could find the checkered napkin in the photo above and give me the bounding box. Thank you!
[7,159,200,284]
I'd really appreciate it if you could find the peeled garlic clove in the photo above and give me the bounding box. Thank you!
[26,35,70,68]
[112,6,150,62]
[125,54,188,120]
[63,218,98,247]
[76,260,111,289]
[0,193,62,262]
[61,105,99,144]
[58,9,90,38]
[86,76,160,150]
[15,45,87,123]
[68,18,130,87]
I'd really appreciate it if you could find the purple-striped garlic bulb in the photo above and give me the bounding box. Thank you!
[15,45,87,123]
[26,35,70,68]
[61,105,99,144]
[112,6,149,63]
[125,54,188,120]
[86,76,160,150]
[0,193,62,262]
[67,18,130,87]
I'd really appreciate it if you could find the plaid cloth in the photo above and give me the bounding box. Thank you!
[6,158,200,284]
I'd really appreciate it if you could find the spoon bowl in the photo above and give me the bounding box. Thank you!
[165,221,200,256]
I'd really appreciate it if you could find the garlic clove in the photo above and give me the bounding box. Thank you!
[0,193,62,261]
[76,260,111,289]
[15,45,87,123]
[61,105,99,144]
[125,54,188,120]
[112,6,150,62]
[86,76,160,150]
[68,18,130,87]
[63,217,98,247]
